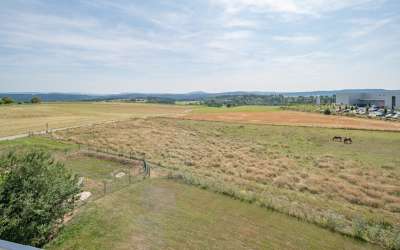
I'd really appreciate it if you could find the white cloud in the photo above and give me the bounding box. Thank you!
[273,35,320,44]
[223,18,258,28]
[211,0,380,17]
[0,0,398,93]
[347,17,393,38]
[0,10,194,67]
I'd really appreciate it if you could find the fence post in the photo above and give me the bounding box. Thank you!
[129,172,131,184]
[103,181,106,196]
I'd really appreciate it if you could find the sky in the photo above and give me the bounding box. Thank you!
[0,0,399,94]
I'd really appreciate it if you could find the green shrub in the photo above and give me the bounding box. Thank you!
[353,218,367,239]
[31,96,42,104]
[1,96,14,104]
[324,213,341,231]
[0,150,80,247]
[391,232,400,250]
[323,108,331,115]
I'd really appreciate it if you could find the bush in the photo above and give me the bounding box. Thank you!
[31,96,42,104]
[323,108,331,115]
[0,150,80,247]
[391,232,400,250]
[353,218,367,239]
[1,96,14,104]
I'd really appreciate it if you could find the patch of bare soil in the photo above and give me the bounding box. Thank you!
[185,111,400,131]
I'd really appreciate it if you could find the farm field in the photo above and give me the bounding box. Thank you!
[0,137,378,250]
[3,102,400,139]
[0,102,190,137]
[185,106,400,131]
[54,117,400,247]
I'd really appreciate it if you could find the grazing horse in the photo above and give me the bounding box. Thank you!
[332,136,342,142]
[343,137,352,144]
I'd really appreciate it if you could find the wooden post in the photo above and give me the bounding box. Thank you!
[103,181,106,196]
[46,123,49,134]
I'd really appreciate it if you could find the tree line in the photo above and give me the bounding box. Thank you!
[0,96,41,105]
[203,95,335,107]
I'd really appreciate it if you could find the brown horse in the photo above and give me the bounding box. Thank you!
[343,137,352,144]
[332,136,342,142]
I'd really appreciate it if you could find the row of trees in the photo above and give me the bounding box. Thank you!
[203,95,335,107]
[0,96,41,105]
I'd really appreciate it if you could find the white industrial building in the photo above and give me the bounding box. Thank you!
[336,90,400,109]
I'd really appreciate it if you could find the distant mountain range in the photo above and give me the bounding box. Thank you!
[0,89,391,102]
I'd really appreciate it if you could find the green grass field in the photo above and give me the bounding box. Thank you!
[0,136,76,152]
[46,179,378,250]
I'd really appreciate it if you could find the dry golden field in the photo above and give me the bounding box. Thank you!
[4,103,399,139]
[0,102,190,137]
[54,117,400,246]
[185,109,400,131]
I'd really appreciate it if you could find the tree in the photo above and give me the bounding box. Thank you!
[31,96,42,104]
[324,108,331,115]
[1,96,14,104]
[0,150,80,247]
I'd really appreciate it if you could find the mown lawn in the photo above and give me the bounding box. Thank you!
[64,156,130,181]
[46,178,378,250]
[0,136,76,153]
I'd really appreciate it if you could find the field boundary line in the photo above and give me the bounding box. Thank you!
[0,119,125,142]
[177,116,400,133]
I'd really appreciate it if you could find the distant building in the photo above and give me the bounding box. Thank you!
[316,95,321,105]
[336,90,400,109]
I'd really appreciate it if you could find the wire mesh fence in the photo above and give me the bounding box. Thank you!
[69,145,152,206]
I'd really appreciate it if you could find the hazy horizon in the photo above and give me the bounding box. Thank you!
[1,0,399,93]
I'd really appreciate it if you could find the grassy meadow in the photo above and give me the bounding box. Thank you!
[3,103,400,248]
[0,137,379,249]
[54,117,400,247]
[46,179,378,250]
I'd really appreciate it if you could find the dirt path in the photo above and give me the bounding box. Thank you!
[0,120,121,142]
[185,110,400,131]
